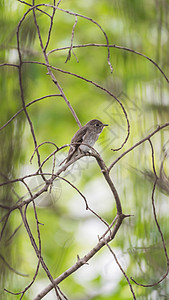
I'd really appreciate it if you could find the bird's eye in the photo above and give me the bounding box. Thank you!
[95,123,100,127]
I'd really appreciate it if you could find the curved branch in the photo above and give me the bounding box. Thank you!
[0,94,61,131]
[109,122,169,171]
[131,139,169,287]
[16,10,47,183]
[90,152,122,215]
[105,244,136,300]
[23,60,130,150]
[33,214,125,300]
[58,175,109,227]
[17,1,113,73]
[47,43,169,84]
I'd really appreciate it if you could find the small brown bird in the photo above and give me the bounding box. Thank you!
[64,119,108,164]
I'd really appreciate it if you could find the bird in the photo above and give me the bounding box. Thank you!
[63,119,108,164]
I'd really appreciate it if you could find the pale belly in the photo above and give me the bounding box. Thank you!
[79,133,99,152]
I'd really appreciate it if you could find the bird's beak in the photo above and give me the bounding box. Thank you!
[103,124,108,127]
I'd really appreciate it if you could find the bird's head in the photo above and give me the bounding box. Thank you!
[86,119,108,133]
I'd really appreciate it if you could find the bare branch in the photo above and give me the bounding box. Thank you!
[89,151,122,215]
[31,1,81,128]
[131,139,169,287]
[33,214,125,300]
[58,175,109,227]
[16,13,47,183]
[109,123,169,171]
[17,1,113,73]
[105,243,136,300]
[65,17,78,63]
[0,63,19,68]
[1,1,169,299]
[0,94,62,131]
[47,43,169,84]
[0,254,28,278]
[17,0,52,18]
[30,141,59,164]
[20,205,62,300]
[44,0,57,52]
[23,60,130,150]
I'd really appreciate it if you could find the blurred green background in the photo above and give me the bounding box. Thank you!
[0,0,169,299]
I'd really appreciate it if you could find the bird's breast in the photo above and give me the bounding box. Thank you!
[80,132,100,152]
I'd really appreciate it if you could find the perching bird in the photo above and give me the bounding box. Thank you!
[64,119,108,164]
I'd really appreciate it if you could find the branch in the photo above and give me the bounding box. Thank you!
[47,43,169,84]
[0,254,28,277]
[33,214,125,300]
[0,94,61,131]
[16,12,46,183]
[18,1,113,73]
[131,139,169,287]
[44,0,58,52]
[23,60,130,150]
[109,123,169,171]
[57,175,109,228]
[105,244,136,300]
[31,1,82,128]
[90,151,122,215]
[20,205,62,300]
[65,16,78,63]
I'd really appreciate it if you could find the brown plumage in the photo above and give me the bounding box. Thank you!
[64,119,108,164]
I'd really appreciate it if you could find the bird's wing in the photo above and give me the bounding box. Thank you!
[71,126,87,144]
[66,126,87,162]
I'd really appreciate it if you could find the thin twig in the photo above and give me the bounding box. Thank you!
[30,141,59,164]
[33,214,125,300]
[0,94,61,131]
[23,60,130,150]
[131,139,169,287]
[0,254,28,278]
[105,243,136,300]
[31,1,81,128]
[58,175,109,227]
[109,123,169,171]
[44,0,57,52]
[47,43,169,84]
[65,17,78,63]
[16,12,46,183]
[17,2,113,73]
